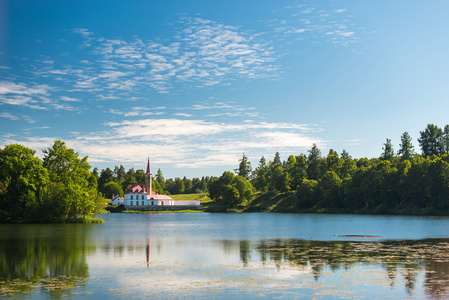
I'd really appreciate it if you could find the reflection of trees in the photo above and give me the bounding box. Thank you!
[233,238,449,298]
[0,224,91,297]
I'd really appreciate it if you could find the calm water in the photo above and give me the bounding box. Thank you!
[2,213,449,299]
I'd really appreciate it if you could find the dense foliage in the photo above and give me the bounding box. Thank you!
[245,123,449,214]
[0,141,104,223]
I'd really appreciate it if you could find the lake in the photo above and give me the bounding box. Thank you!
[2,213,449,299]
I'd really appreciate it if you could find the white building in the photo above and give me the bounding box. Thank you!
[123,157,197,210]
[111,194,124,206]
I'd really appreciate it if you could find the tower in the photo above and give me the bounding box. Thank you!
[145,156,153,195]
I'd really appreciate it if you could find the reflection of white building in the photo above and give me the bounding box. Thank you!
[123,157,201,210]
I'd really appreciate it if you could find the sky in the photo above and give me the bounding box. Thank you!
[1,0,449,179]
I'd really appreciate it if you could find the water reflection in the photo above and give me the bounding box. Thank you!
[2,221,449,298]
[230,239,449,298]
[0,224,91,298]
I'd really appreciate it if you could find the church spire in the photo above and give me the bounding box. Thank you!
[145,156,152,195]
[146,156,152,175]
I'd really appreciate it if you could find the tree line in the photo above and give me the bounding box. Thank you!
[0,141,104,223]
[220,123,449,213]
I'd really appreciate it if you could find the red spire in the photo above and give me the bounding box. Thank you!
[146,156,152,174]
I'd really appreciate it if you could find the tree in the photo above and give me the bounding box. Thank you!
[0,144,48,221]
[183,176,193,193]
[42,140,99,219]
[103,181,124,198]
[114,165,126,182]
[135,169,146,184]
[381,138,394,161]
[397,132,415,160]
[273,152,282,167]
[307,144,322,180]
[254,156,269,191]
[174,177,185,194]
[235,153,252,180]
[418,124,444,157]
[443,125,449,154]
[98,168,114,194]
[155,168,166,191]
[340,149,351,159]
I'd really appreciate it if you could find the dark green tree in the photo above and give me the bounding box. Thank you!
[155,168,166,191]
[254,156,269,191]
[443,125,449,154]
[418,124,444,156]
[174,177,185,194]
[135,169,146,184]
[103,181,124,198]
[397,132,415,160]
[98,168,114,194]
[340,149,351,159]
[0,144,49,221]
[307,144,322,180]
[235,153,252,180]
[273,152,282,167]
[382,138,394,161]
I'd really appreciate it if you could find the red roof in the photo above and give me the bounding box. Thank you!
[125,183,147,194]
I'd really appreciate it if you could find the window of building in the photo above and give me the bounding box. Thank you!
[131,201,133,206]
[142,201,144,206]
[131,195,133,200]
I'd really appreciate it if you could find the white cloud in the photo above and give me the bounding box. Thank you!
[60,96,80,102]
[0,112,19,120]
[174,113,193,117]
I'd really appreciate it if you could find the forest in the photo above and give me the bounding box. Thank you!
[2,123,449,222]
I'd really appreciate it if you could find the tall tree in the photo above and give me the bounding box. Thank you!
[254,156,268,191]
[418,124,444,156]
[273,152,282,167]
[340,149,351,159]
[381,138,394,161]
[235,153,252,180]
[443,125,449,154]
[155,168,166,191]
[397,132,415,160]
[307,144,322,180]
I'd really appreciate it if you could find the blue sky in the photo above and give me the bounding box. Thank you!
[1,0,449,178]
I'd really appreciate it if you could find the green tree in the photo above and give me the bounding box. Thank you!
[183,176,193,193]
[135,169,146,184]
[236,153,252,180]
[340,149,351,159]
[307,144,322,180]
[115,165,126,182]
[254,156,269,191]
[174,177,185,194]
[42,140,99,219]
[397,132,415,160]
[287,155,307,190]
[155,168,166,191]
[443,125,449,154]
[381,138,394,161]
[0,144,49,221]
[418,124,444,157]
[273,152,282,167]
[103,181,124,198]
[98,168,114,194]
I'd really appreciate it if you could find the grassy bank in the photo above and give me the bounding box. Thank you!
[204,191,449,216]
